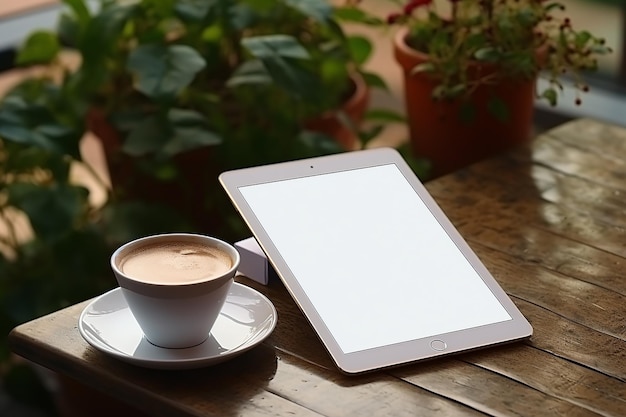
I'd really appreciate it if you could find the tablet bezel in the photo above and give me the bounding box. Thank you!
[219,147,532,374]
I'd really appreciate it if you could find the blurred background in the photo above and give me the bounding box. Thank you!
[1,0,625,133]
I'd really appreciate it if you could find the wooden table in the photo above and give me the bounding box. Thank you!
[9,118,626,416]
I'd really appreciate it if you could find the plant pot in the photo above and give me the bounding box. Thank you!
[393,28,537,178]
[305,72,370,150]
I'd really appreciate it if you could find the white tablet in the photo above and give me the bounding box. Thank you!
[219,148,532,374]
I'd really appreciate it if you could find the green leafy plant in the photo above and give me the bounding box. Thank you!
[340,0,612,106]
[0,0,390,239]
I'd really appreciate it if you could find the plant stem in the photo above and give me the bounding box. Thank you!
[485,0,494,43]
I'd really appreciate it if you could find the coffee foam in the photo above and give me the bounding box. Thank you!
[118,241,232,284]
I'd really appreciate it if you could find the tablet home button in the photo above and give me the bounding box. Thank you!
[430,339,447,351]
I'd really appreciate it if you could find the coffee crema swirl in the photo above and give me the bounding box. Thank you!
[118,241,232,284]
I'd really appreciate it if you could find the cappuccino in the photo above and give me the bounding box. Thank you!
[118,241,232,284]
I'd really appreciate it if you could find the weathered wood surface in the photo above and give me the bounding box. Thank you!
[9,118,626,416]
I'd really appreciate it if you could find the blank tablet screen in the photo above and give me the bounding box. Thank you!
[238,163,511,354]
[220,148,532,373]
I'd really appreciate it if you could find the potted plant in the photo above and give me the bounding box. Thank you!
[338,0,612,178]
[0,0,392,243]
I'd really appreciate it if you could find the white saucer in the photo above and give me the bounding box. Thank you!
[79,282,277,370]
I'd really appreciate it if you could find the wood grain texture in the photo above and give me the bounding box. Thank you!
[9,118,626,416]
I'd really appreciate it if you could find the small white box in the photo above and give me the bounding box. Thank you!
[234,237,276,285]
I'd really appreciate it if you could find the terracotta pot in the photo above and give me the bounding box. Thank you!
[393,28,537,178]
[305,72,370,150]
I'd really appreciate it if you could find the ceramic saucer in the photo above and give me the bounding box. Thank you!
[79,282,277,370]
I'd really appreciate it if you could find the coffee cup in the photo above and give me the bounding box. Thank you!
[110,233,240,349]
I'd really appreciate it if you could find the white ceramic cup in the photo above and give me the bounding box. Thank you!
[110,233,240,349]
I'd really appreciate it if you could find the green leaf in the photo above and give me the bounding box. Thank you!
[464,33,487,52]
[8,183,88,241]
[76,4,129,51]
[62,0,91,25]
[122,115,169,156]
[448,84,466,97]
[121,110,222,157]
[474,47,501,62]
[298,130,343,155]
[517,7,539,27]
[2,146,71,183]
[175,0,212,21]
[241,36,317,99]
[15,31,60,66]
[361,71,388,90]
[227,2,256,31]
[242,35,310,60]
[227,60,272,87]
[543,2,566,13]
[364,109,406,123]
[57,12,81,46]
[201,24,223,43]
[575,30,593,48]
[0,125,35,145]
[0,96,82,158]
[347,35,372,66]
[74,3,136,92]
[162,109,222,156]
[284,0,332,23]
[487,97,510,123]
[411,62,435,75]
[540,88,558,106]
[495,15,514,32]
[333,6,384,26]
[127,44,206,99]
[109,108,148,132]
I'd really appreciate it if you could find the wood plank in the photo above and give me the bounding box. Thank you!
[428,161,626,260]
[528,164,626,228]
[266,353,482,417]
[394,358,603,417]
[431,180,626,256]
[470,244,626,341]
[516,299,626,381]
[535,119,626,188]
[455,221,626,297]
[464,344,626,417]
